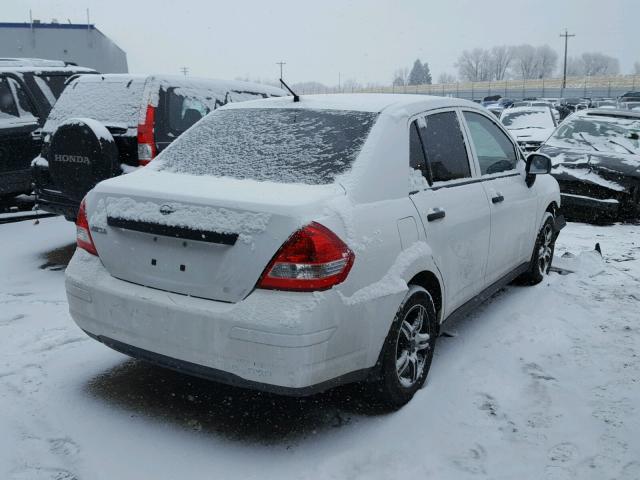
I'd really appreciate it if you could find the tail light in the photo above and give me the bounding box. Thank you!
[258,222,354,292]
[76,198,98,256]
[137,105,156,166]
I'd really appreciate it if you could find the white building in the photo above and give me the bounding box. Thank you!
[0,21,127,73]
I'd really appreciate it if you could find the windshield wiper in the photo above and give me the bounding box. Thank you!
[608,139,635,154]
[578,132,600,151]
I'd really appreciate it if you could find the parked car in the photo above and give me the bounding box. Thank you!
[590,100,618,109]
[619,91,640,103]
[32,74,285,220]
[484,97,515,117]
[539,109,640,222]
[0,58,96,198]
[500,106,557,151]
[557,98,590,121]
[65,94,563,409]
[619,101,640,112]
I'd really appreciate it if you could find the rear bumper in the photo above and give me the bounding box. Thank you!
[65,250,402,394]
[36,187,79,220]
[560,192,620,216]
[0,169,31,196]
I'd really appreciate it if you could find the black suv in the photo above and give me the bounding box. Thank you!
[0,58,96,198]
[32,74,285,220]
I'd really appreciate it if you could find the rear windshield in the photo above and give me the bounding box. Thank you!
[44,78,147,131]
[501,110,553,129]
[155,108,378,185]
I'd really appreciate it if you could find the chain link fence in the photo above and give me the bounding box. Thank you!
[297,75,640,100]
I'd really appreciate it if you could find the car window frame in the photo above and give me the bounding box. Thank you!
[0,74,22,122]
[407,107,478,192]
[4,73,46,124]
[459,107,525,180]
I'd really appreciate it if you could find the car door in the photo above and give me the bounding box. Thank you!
[461,109,538,284]
[409,109,491,314]
[2,76,42,170]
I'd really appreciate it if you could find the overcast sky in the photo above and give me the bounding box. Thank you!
[4,0,639,85]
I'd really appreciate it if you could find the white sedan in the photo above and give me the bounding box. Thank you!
[66,94,563,408]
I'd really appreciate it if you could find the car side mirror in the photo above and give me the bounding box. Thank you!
[525,153,552,187]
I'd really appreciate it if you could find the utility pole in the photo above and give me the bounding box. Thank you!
[276,61,286,79]
[560,29,575,95]
[180,67,189,77]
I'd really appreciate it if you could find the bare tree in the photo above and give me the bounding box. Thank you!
[565,56,585,76]
[535,45,558,78]
[392,67,409,86]
[437,72,457,84]
[581,52,620,76]
[490,45,513,81]
[455,48,491,82]
[341,78,361,92]
[512,44,539,79]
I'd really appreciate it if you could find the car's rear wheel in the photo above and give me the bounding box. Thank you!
[520,212,556,285]
[369,285,438,410]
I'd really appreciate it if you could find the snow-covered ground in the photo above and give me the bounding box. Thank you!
[0,217,638,480]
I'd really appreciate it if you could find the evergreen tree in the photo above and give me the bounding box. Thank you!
[408,59,427,85]
[423,62,432,84]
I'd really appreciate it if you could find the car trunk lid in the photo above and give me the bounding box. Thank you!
[86,171,344,303]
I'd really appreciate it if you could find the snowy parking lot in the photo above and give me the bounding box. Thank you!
[0,216,638,479]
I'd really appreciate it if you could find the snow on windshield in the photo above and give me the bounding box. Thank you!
[43,78,147,132]
[546,115,640,155]
[155,108,378,185]
[501,110,553,129]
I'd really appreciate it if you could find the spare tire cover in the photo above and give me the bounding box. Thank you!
[48,118,119,201]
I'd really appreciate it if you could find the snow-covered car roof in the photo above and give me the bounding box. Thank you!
[219,93,479,116]
[0,65,96,74]
[70,73,285,97]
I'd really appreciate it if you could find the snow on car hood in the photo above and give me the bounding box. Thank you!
[510,127,555,143]
[540,145,640,180]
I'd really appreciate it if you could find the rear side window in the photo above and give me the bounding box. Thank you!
[0,77,19,120]
[464,112,518,175]
[156,108,378,185]
[8,78,37,118]
[422,111,471,182]
[166,88,210,134]
[38,74,70,99]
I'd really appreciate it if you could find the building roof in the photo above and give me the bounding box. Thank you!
[0,22,97,30]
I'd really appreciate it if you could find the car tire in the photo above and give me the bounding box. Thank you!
[369,285,438,410]
[520,212,556,285]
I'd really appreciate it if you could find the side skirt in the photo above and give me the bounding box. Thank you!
[443,262,530,326]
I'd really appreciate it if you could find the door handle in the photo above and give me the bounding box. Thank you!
[427,209,446,222]
[491,194,505,204]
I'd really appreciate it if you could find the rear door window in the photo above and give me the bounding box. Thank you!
[421,111,471,182]
[0,77,19,121]
[8,78,38,119]
[463,111,518,175]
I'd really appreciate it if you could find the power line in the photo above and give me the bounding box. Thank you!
[180,66,189,77]
[276,61,286,79]
[560,29,576,93]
